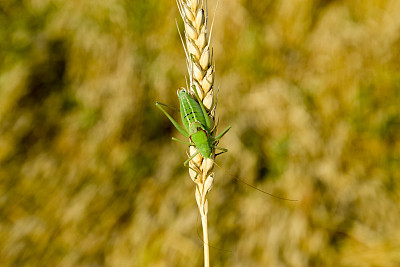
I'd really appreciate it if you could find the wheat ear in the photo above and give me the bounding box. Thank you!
[177,0,216,266]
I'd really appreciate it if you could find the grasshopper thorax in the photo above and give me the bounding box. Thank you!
[190,132,212,159]
[189,121,212,158]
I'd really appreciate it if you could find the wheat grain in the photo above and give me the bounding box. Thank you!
[177,0,217,266]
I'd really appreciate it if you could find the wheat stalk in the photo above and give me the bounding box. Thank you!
[176,0,216,266]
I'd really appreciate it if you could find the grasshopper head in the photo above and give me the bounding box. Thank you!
[177,88,187,96]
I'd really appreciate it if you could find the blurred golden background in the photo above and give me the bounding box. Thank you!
[1,0,399,266]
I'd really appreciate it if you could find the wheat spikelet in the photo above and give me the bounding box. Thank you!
[177,0,216,265]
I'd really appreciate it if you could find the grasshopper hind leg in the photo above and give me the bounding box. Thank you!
[172,137,194,146]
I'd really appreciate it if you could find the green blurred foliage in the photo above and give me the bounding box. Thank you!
[1,0,399,266]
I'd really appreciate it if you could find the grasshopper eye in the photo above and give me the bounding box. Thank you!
[177,88,187,95]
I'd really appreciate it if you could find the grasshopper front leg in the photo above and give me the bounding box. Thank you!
[212,145,228,153]
[213,125,231,142]
[156,102,189,138]
[184,149,201,180]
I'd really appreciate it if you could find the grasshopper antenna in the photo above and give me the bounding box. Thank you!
[210,159,298,201]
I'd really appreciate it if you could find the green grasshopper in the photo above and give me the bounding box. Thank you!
[156,88,296,201]
[155,87,231,174]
